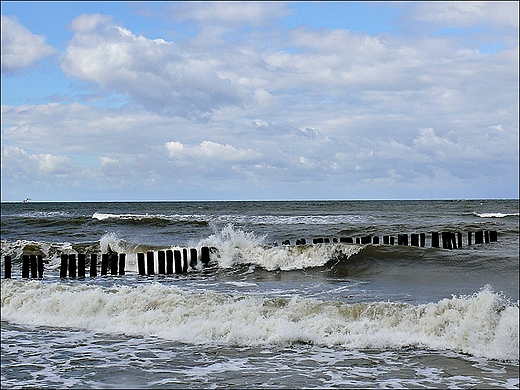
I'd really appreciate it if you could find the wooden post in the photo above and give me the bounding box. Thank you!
[443,232,450,249]
[166,250,173,274]
[110,253,118,275]
[190,248,198,268]
[451,233,457,249]
[147,251,155,275]
[182,248,188,273]
[174,250,182,273]
[200,246,210,266]
[90,254,98,277]
[30,255,37,278]
[119,253,125,275]
[420,233,426,247]
[137,253,145,276]
[158,251,166,274]
[457,232,463,248]
[4,256,11,279]
[78,254,85,278]
[101,254,108,276]
[69,254,77,278]
[22,255,30,278]
[38,255,44,278]
[468,231,472,246]
[431,232,439,248]
[432,232,439,248]
[449,233,456,249]
[411,234,419,247]
[489,231,498,242]
[60,254,68,278]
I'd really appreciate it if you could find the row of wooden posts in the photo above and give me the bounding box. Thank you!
[3,246,213,280]
[2,230,497,279]
[285,230,498,249]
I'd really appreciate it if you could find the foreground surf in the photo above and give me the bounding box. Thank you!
[2,281,517,361]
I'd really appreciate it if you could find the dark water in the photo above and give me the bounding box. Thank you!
[1,200,519,388]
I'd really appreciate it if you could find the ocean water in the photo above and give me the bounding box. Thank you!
[1,199,519,389]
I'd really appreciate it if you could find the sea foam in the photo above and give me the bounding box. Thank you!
[474,212,519,218]
[1,281,517,361]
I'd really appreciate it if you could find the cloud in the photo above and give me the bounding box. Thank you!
[61,14,246,121]
[1,3,518,200]
[170,2,289,27]
[68,13,113,33]
[165,140,263,171]
[411,2,519,29]
[1,15,56,73]
[2,145,78,177]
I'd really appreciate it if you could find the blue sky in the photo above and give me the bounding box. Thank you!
[1,1,518,201]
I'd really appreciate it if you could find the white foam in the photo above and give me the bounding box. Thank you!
[1,239,54,261]
[215,214,368,225]
[91,212,368,225]
[199,224,362,270]
[1,281,517,361]
[474,212,519,218]
[99,232,125,254]
[92,212,208,222]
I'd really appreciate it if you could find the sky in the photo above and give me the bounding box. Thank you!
[1,1,518,202]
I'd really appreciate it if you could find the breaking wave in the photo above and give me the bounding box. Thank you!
[1,281,517,361]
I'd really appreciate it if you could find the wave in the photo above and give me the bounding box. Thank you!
[474,212,519,218]
[1,223,509,275]
[1,281,517,361]
[1,210,81,219]
[91,212,210,228]
[2,225,360,271]
[195,224,365,271]
[92,212,368,226]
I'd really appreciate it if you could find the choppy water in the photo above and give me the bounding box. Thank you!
[1,200,519,388]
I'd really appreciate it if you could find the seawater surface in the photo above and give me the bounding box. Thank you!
[1,200,519,388]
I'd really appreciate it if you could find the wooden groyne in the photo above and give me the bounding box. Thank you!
[2,230,498,279]
[3,246,214,279]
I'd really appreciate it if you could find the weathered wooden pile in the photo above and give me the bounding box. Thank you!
[2,230,498,279]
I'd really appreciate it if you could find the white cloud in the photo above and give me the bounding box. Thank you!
[100,156,118,166]
[411,2,519,29]
[166,140,262,163]
[2,145,77,177]
[68,13,113,33]
[170,2,289,27]
[1,3,518,200]
[30,153,76,175]
[61,14,246,121]
[1,15,56,73]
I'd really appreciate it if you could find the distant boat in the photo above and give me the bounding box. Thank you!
[22,198,31,203]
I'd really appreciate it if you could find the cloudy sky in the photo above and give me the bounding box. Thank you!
[1,1,518,201]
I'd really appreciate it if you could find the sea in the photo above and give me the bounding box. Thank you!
[1,199,519,389]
